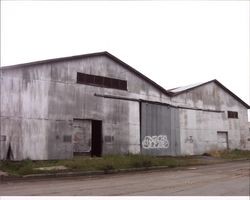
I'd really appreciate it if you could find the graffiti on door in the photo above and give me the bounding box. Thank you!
[142,135,169,149]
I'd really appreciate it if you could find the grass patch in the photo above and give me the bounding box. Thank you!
[0,155,197,176]
[220,149,250,159]
[203,149,250,160]
[0,150,249,176]
[0,160,35,176]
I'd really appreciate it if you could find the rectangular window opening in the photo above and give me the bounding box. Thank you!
[63,135,72,143]
[77,72,127,91]
[227,111,238,119]
[0,135,6,141]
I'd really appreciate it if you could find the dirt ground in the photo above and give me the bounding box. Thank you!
[0,160,249,196]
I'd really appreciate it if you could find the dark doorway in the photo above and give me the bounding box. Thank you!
[6,144,14,160]
[91,120,102,157]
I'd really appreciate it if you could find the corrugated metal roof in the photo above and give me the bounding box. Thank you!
[167,82,205,93]
[168,79,250,109]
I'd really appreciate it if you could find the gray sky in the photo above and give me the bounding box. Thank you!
[1,1,249,119]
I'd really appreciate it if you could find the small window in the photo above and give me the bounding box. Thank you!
[77,73,87,84]
[0,135,6,141]
[119,80,127,90]
[63,135,72,143]
[85,74,95,84]
[77,72,127,91]
[228,111,238,119]
[104,135,114,143]
[111,79,120,89]
[103,77,112,88]
[94,76,103,85]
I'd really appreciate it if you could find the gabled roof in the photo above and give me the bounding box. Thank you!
[2,53,249,109]
[1,51,172,97]
[167,79,250,109]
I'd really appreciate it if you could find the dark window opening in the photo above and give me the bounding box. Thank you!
[119,80,127,90]
[85,74,94,84]
[76,73,86,84]
[94,76,103,85]
[228,111,238,119]
[0,135,6,141]
[63,135,72,143]
[103,77,112,88]
[104,135,114,143]
[77,72,127,91]
[111,79,120,89]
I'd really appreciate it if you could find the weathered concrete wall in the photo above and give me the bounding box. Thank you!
[0,55,171,160]
[171,82,250,155]
[247,122,250,149]
[0,71,49,160]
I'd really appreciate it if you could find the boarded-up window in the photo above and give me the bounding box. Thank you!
[228,111,238,119]
[77,72,127,91]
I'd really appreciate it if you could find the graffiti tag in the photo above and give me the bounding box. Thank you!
[184,136,194,143]
[142,135,169,149]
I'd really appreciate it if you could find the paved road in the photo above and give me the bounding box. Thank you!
[0,161,249,196]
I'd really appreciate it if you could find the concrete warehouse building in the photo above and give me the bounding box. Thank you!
[0,52,249,160]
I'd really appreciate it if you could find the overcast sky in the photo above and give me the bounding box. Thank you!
[1,1,249,119]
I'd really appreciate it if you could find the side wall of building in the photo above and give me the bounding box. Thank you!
[248,122,250,149]
[0,66,51,160]
[0,56,172,160]
[171,82,250,155]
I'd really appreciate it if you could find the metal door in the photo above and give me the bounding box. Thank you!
[72,119,92,155]
[217,131,228,150]
[140,102,176,156]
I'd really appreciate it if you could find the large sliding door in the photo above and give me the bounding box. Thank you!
[140,102,179,156]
